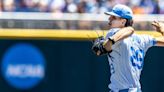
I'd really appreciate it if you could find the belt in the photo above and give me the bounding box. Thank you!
[110,88,142,92]
[119,89,129,92]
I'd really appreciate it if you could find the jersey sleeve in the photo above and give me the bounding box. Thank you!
[106,28,126,50]
[105,29,121,50]
[105,31,115,39]
[142,35,157,51]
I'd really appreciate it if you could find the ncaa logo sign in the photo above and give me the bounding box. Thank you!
[1,43,46,90]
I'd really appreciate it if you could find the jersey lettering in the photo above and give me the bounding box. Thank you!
[130,46,144,69]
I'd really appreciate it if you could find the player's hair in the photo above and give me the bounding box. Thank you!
[125,19,133,27]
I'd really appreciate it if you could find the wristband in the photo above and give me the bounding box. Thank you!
[108,37,115,45]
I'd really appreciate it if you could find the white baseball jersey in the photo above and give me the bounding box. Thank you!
[105,28,157,92]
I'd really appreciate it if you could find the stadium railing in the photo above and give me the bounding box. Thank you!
[0,12,164,21]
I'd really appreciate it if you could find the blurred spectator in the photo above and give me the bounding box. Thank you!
[63,0,77,13]
[152,0,160,14]
[16,0,39,12]
[77,0,87,13]
[103,0,115,12]
[3,0,15,11]
[49,0,65,13]
[0,0,3,11]
[0,0,163,14]
[37,0,49,12]
[139,0,156,14]
[132,5,145,14]
[159,0,164,13]
[115,0,130,5]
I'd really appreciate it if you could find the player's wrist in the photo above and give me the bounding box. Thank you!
[108,37,115,45]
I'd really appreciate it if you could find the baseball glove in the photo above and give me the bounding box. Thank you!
[92,36,108,56]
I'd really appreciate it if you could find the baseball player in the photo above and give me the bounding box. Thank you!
[92,4,164,92]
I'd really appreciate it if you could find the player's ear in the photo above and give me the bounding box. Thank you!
[122,19,126,25]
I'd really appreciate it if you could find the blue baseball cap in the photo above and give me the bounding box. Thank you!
[105,4,133,20]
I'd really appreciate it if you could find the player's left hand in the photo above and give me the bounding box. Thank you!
[152,21,164,34]
[92,36,108,56]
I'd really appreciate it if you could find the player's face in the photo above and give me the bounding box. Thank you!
[108,15,126,28]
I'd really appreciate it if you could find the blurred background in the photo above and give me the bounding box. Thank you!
[0,0,164,92]
[0,0,163,30]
